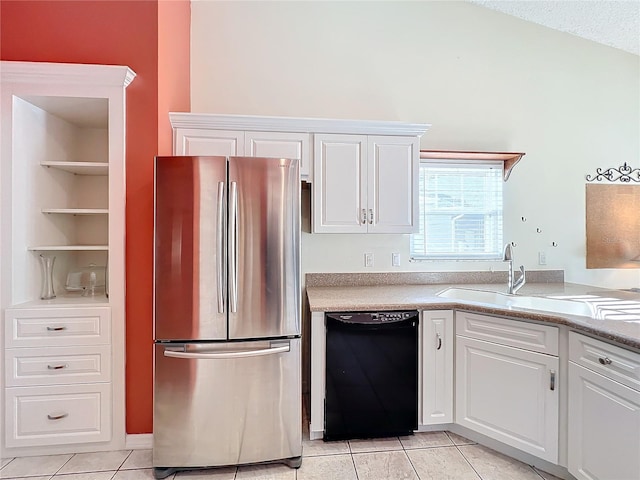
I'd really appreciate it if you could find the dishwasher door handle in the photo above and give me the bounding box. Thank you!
[164,344,289,360]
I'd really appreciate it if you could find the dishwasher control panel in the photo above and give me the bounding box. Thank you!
[328,311,418,324]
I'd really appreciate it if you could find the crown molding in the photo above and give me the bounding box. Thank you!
[1,61,136,88]
[170,113,430,137]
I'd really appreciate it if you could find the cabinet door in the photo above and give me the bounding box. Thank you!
[367,136,418,233]
[421,310,453,425]
[568,362,640,480]
[455,335,559,463]
[174,128,244,156]
[312,134,367,233]
[245,131,311,180]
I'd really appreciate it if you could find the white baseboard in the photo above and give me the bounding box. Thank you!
[125,433,153,450]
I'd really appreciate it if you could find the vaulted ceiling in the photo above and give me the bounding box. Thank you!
[468,0,640,56]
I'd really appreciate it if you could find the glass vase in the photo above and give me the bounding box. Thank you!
[39,254,56,300]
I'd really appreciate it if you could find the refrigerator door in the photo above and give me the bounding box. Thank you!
[228,156,300,339]
[154,156,228,341]
[153,339,302,468]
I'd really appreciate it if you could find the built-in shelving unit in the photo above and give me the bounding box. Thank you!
[1,60,134,457]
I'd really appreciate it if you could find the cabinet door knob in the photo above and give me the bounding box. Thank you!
[598,357,612,365]
[47,412,69,420]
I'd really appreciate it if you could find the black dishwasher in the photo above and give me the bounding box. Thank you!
[324,311,418,441]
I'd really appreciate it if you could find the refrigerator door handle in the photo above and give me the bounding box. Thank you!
[163,343,290,360]
[216,181,226,314]
[229,181,239,313]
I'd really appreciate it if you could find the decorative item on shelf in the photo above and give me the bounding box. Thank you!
[39,254,56,300]
[65,263,106,296]
[586,162,640,183]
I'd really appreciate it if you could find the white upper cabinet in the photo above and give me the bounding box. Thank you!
[313,134,368,233]
[312,134,420,234]
[170,113,322,180]
[368,135,419,233]
[244,131,310,178]
[175,128,244,156]
[169,113,429,207]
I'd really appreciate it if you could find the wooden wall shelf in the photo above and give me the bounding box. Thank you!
[420,150,525,181]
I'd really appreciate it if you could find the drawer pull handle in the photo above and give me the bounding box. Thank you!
[598,357,612,365]
[46,326,67,332]
[550,370,556,391]
[47,364,68,370]
[47,412,68,420]
[436,333,442,351]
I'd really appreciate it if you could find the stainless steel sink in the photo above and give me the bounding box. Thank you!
[436,287,596,317]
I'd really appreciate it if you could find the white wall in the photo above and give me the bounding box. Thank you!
[190,0,640,288]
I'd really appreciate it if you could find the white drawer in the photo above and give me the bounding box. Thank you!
[5,307,110,348]
[569,331,640,392]
[5,383,111,448]
[5,345,111,387]
[455,311,559,356]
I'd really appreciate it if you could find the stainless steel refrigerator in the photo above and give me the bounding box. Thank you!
[152,156,301,479]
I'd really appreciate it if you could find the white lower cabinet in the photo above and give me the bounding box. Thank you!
[568,333,640,480]
[455,313,559,463]
[4,306,112,451]
[421,310,453,425]
[5,383,111,448]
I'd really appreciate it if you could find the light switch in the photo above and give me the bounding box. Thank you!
[392,252,401,267]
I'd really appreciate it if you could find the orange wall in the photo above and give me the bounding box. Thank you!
[1,0,190,434]
[158,0,191,156]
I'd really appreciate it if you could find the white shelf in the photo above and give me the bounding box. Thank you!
[11,295,110,308]
[42,208,108,215]
[28,245,108,252]
[41,161,108,175]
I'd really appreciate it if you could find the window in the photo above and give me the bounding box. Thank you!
[411,159,504,260]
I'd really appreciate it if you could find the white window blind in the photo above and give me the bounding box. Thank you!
[410,160,503,260]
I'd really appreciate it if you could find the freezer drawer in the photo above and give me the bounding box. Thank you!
[153,338,301,468]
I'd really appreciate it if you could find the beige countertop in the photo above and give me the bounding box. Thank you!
[306,281,640,351]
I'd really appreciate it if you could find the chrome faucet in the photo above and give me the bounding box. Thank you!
[503,243,526,294]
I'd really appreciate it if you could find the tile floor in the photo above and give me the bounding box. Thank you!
[1,431,562,480]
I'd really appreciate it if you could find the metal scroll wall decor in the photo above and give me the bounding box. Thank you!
[586,162,640,183]
[585,162,640,269]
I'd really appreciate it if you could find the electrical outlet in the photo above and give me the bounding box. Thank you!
[392,252,401,267]
[364,253,374,267]
[538,251,547,265]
